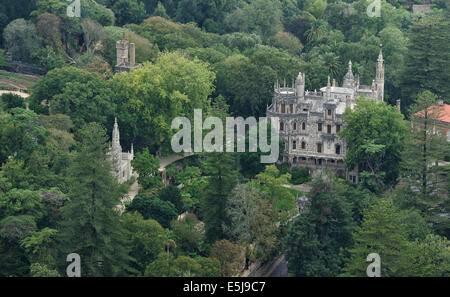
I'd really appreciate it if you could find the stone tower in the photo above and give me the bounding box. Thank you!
[116,40,129,67]
[343,60,355,89]
[115,40,139,73]
[295,71,305,100]
[129,43,135,67]
[376,45,385,103]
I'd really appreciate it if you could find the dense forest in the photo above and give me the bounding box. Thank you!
[0,0,449,277]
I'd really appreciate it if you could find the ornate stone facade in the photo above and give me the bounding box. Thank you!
[109,118,134,183]
[266,48,385,183]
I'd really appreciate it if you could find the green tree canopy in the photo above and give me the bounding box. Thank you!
[126,194,178,228]
[112,52,215,153]
[341,98,408,192]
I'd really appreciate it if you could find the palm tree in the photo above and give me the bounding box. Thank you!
[322,52,341,78]
[305,20,328,44]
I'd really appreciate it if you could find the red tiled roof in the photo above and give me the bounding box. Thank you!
[414,104,450,123]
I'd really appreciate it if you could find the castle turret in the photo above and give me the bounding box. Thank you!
[343,60,355,89]
[326,76,331,100]
[295,71,305,100]
[376,45,385,103]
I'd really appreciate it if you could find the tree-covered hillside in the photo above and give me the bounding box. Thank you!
[0,0,448,277]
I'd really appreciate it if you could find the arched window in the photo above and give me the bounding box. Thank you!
[280,122,284,131]
[293,122,297,130]
[336,144,341,155]
[302,122,306,130]
[301,141,306,149]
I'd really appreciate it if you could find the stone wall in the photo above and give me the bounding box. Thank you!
[3,61,47,76]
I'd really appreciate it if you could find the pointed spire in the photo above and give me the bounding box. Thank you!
[376,44,385,103]
[327,76,331,87]
[112,117,121,152]
[283,78,286,88]
[343,60,355,88]
[131,143,134,156]
[113,117,119,140]
[378,44,383,63]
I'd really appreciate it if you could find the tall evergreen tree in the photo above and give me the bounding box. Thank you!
[283,174,355,276]
[400,15,450,108]
[201,152,237,243]
[400,91,450,236]
[57,123,136,276]
[344,200,415,277]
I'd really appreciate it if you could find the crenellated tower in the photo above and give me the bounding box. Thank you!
[115,40,139,73]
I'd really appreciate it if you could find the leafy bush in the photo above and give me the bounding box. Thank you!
[158,185,184,213]
[290,167,311,185]
[126,194,178,228]
[0,93,25,111]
